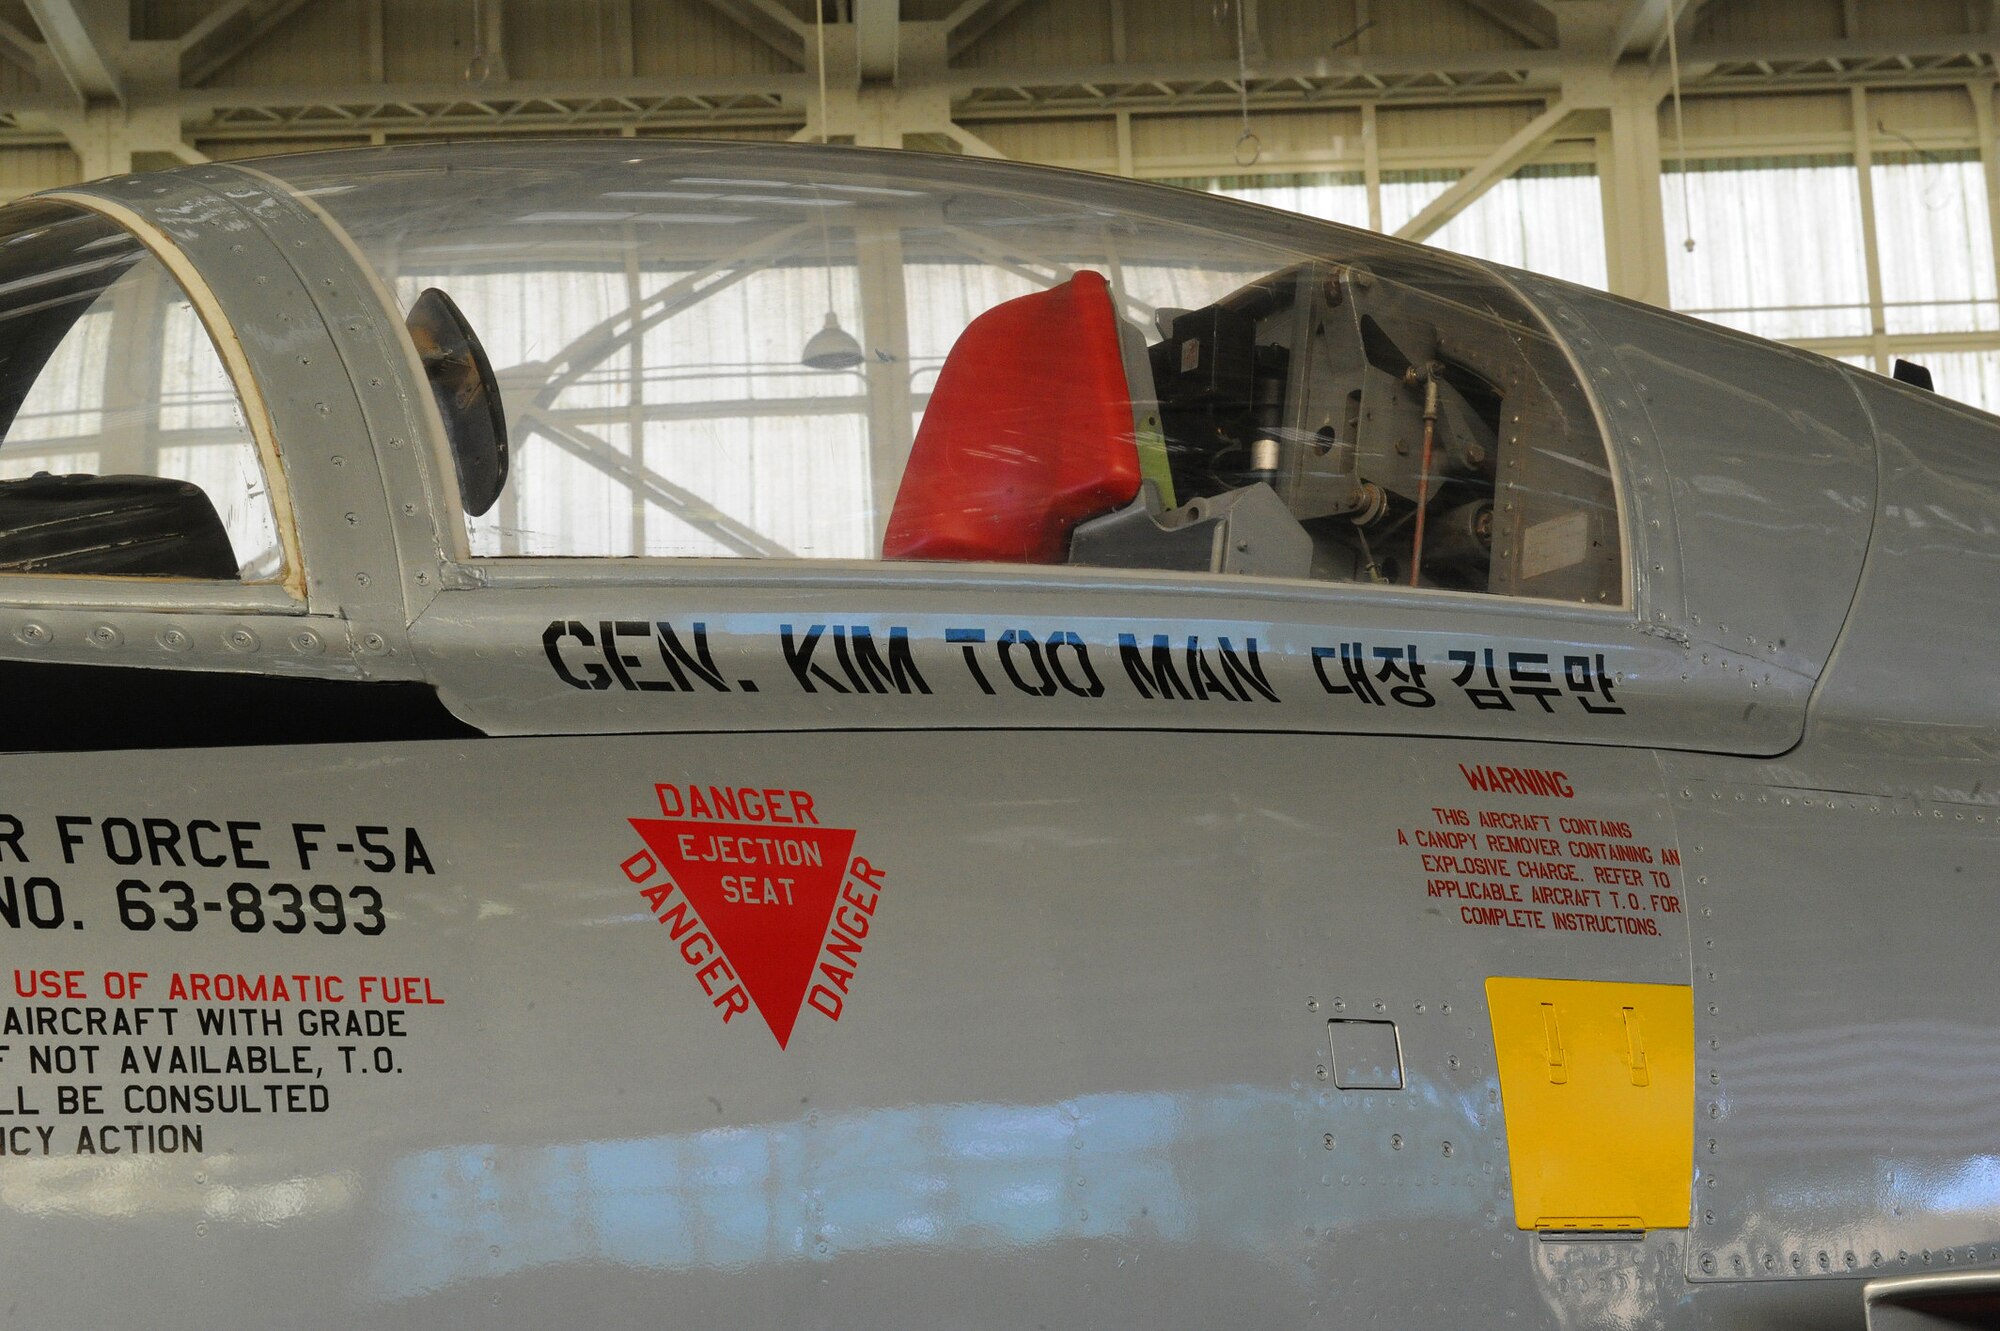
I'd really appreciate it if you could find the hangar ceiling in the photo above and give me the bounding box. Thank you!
[0,0,1996,399]
[0,4,1985,166]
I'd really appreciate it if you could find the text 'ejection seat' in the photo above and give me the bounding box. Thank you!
[883,270,1141,564]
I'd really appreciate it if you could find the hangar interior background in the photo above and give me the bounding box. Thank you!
[0,0,1992,525]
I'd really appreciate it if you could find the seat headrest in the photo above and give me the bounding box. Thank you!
[883,270,1141,564]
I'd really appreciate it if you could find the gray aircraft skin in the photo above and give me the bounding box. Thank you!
[0,140,1990,1331]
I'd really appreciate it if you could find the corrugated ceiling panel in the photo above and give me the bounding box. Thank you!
[1131,114,1225,168]
[195,0,686,86]
[0,53,36,97]
[0,145,79,195]
[198,139,372,161]
[187,0,663,85]
[1868,88,1974,136]
[1368,0,1531,52]
[381,0,480,83]
[953,0,1112,67]
[209,0,374,85]
[1696,0,1844,42]
[640,126,800,142]
[1258,0,1365,60]
[1132,109,1361,172]
[134,0,208,41]
[1125,0,1230,63]
[1854,0,1967,37]
[1377,102,1538,155]
[505,0,633,79]
[1676,92,1850,143]
[978,118,1117,167]
[635,0,797,77]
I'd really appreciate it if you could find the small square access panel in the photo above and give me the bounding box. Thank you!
[1327,1019,1403,1089]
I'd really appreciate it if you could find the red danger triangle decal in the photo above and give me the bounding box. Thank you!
[631,819,856,1048]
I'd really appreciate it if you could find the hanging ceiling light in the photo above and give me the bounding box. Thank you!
[799,20,863,379]
[801,310,865,370]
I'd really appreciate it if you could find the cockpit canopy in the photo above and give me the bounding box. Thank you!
[259,142,1625,605]
[0,142,1623,606]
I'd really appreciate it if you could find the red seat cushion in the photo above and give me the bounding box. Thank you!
[883,270,1141,564]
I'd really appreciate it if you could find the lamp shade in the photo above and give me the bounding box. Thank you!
[801,311,865,370]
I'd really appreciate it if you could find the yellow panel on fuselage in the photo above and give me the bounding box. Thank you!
[1486,976,1694,1231]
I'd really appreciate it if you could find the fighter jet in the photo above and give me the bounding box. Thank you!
[0,139,1990,1330]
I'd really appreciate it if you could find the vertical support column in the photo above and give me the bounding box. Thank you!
[623,233,648,556]
[1362,102,1383,230]
[1852,85,1890,373]
[100,257,164,475]
[607,0,635,77]
[853,219,913,539]
[47,35,215,181]
[1600,78,1670,307]
[474,0,507,80]
[63,108,134,180]
[1357,0,1380,227]
[1111,0,1132,176]
[1357,0,1381,229]
[1595,128,1616,254]
[853,87,900,148]
[1968,81,2000,336]
[797,18,852,143]
[365,0,385,82]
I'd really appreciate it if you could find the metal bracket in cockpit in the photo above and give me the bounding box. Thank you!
[1067,479,1312,579]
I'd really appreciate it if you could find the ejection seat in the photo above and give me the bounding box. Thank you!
[0,472,238,578]
[882,270,1310,577]
[883,270,1143,564]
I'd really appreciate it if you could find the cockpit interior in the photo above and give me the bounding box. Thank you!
[0,144,1624,608]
